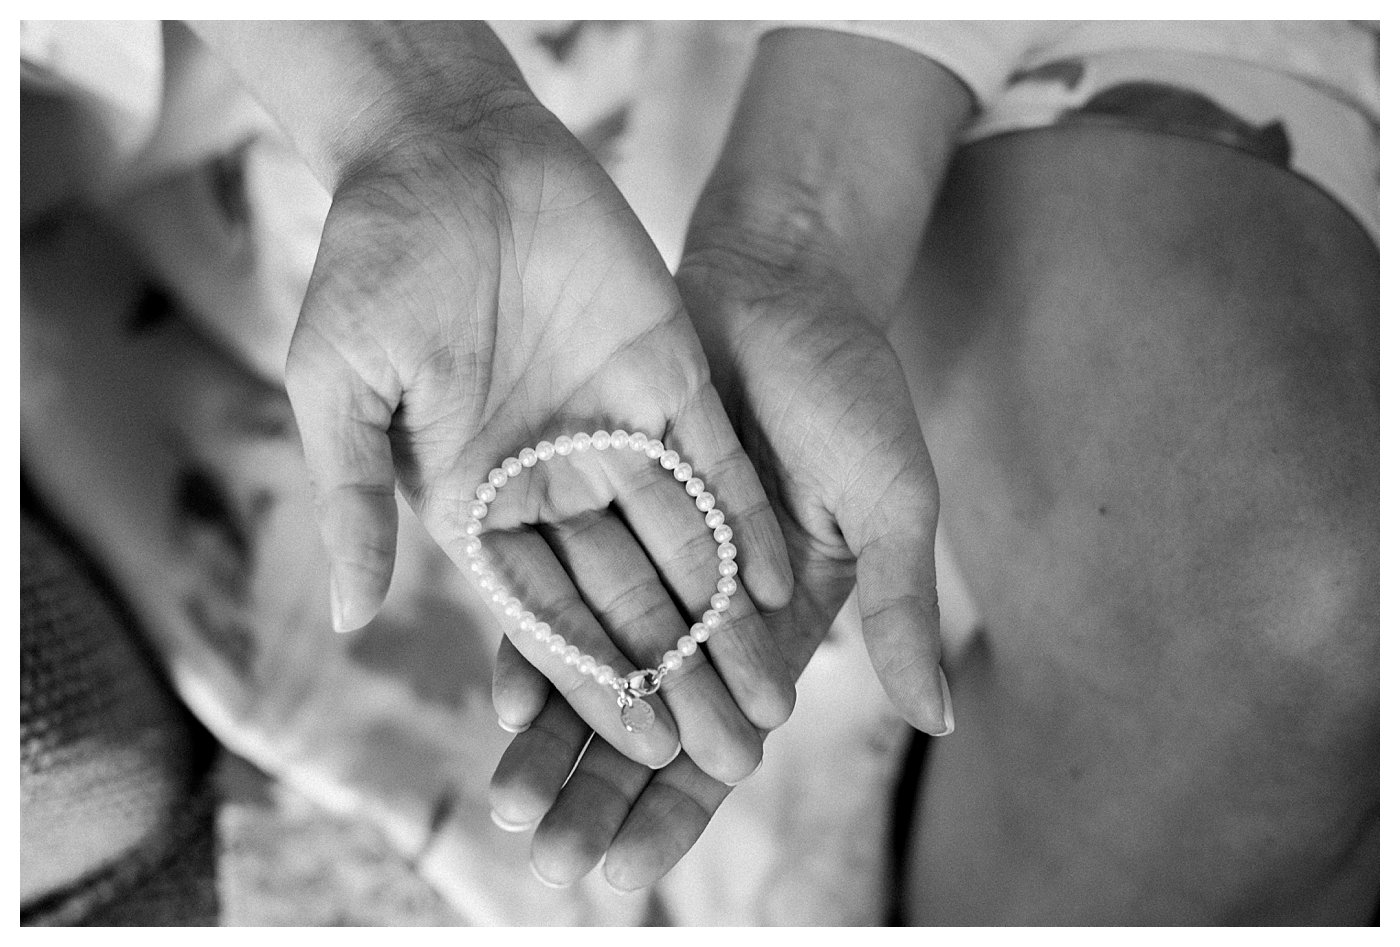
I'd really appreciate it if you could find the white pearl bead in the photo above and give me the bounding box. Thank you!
[464,428,763,694]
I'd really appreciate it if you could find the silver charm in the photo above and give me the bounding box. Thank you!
[619,697,655,733]
[616,667,665,733]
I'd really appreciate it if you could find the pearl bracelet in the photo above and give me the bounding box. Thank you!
[463,429,738,733]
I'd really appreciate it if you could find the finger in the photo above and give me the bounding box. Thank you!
[842,472,950,736]
[543,507,765,784]
[602,752,733,892]
[493,634,551,733]
[665,385,793,610]
[530,730,655,886]
[612,413,797,731]
[477,526,684,768]
[488,690,593,828]
[283,316,400,633]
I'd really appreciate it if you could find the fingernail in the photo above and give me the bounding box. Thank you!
[490,810,534,833]
[498,718,530,734]
[330,577,349,634]
[600,855,640,896]
[649,742,683,770]
[723,756,762,787]
[931,665,956,737]
[530,860,570,889]
[603,873,636,896]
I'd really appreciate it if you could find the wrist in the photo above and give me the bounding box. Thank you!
[684,173,844,289]
[680,175,867,332]
[681,153,905,335]
[678,197,866,408]
[189,21,540,190]
[680,27,976,328]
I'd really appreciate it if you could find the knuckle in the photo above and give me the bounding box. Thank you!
[702,607,797,729]
[594,577,670,633]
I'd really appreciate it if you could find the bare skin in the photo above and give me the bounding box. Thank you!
[896,125,1378,924]
[186,21,803,783]
[27,22,1374,920]
[493,31,1378,921]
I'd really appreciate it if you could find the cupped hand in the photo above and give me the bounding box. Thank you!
[489,229,950,887]
[286,97,794,781]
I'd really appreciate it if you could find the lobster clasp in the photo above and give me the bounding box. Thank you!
[625,667,664,697]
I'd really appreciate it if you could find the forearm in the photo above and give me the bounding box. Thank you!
[685,28,974,322]
[186,20,534,189]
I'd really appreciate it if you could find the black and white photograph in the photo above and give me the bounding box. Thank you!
[18,14,1381,927]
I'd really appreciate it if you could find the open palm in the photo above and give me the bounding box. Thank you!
[489,238,949,887]
[288,103,794,781]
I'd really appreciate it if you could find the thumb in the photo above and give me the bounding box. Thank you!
[284,317,401,634]
[842,479,952,736]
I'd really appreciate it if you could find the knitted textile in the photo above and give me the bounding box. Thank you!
[21,495,220,925]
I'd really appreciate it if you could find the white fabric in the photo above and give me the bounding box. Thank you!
[791,20,1379,120]
[768,20,1379,240]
